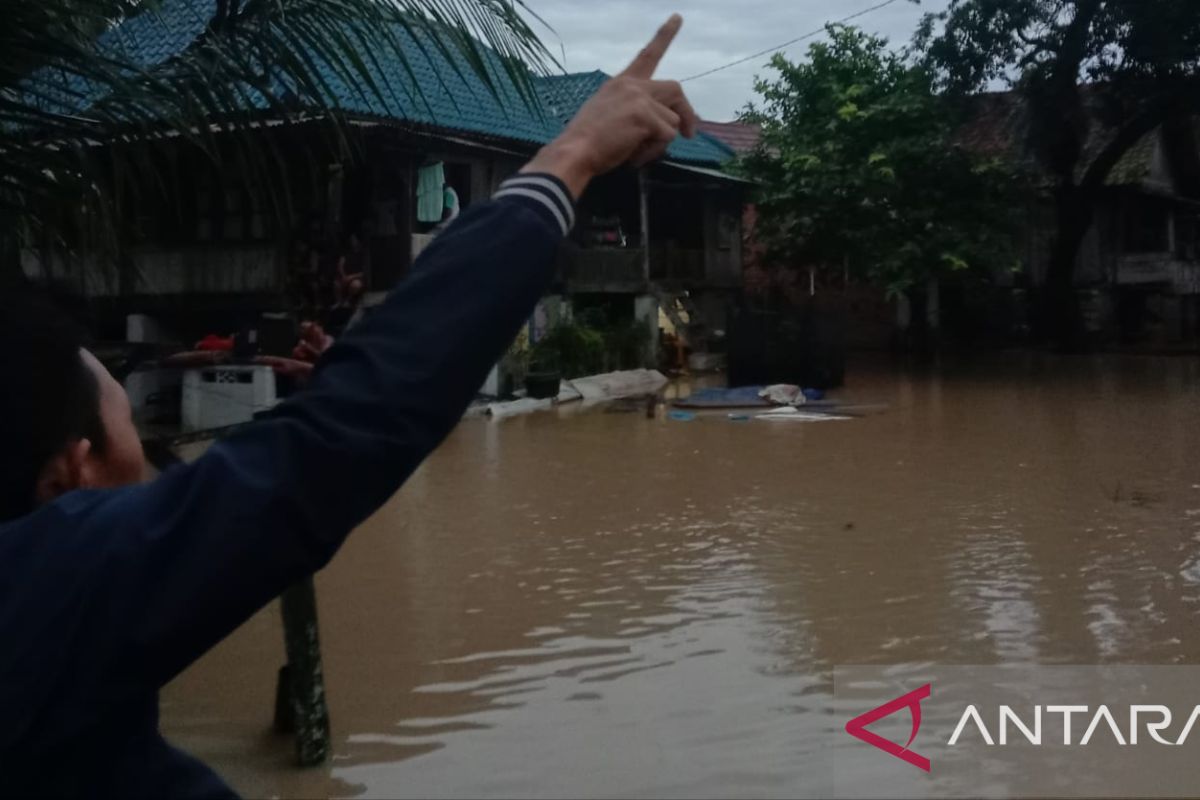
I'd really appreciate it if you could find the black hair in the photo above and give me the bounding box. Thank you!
[0,289,106,523]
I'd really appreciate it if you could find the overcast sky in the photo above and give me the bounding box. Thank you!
[524,0,952,121]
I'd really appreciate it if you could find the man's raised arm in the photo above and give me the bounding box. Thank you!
[14,16,700,697]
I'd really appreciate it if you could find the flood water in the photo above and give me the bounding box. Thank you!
[160,354,1200,798]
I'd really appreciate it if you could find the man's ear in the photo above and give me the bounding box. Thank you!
[34,439,93,505]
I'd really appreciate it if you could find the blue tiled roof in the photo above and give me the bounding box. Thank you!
[25,1,222,118]
[277,19,565,145]
[56,0,732,166]
[538,71,610,124]
[535,71,734,164]
[104,0,219,68]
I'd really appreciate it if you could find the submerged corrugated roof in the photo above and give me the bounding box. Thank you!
[42,0,731,166]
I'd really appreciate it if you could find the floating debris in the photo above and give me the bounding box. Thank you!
[487,398,553,419]
[755,407,851,423]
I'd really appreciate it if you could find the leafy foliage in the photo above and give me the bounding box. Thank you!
[529,310,650,379]
[530,319,606,377]
[918,0,1200,183]
[739,25,1022,296]
[918,0,1200,92]
[916,0,1200,341]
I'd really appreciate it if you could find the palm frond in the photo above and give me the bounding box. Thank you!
[2,0,554,276]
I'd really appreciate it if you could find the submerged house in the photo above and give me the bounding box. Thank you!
[21,1,745,374]
[961,92,1200,345]
[696,121,781,298]
[540,75,748,360]
[697,95,1200,352]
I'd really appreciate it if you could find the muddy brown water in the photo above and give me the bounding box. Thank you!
[159,354,1200,798]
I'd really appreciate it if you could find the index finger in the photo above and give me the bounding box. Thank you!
[620,14,683,80]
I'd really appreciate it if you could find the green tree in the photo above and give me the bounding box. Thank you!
[2,0,550,281]
[918,0,1200,344]
[740,25,1020,305]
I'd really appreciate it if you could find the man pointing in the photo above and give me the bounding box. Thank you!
[0,16,697,799]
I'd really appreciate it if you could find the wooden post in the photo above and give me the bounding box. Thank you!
[702,189,716,282]
[160,153,336,772]
[639,168,650,285]
[278,578,332,766]
[324,163,345,244]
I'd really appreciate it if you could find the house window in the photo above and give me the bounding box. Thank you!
[1124,197,1172,254]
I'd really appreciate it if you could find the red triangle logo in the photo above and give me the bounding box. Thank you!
[844,683,932,772]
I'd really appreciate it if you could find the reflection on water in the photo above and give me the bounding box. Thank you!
[160,354,1200,798]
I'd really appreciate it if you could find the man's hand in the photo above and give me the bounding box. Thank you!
[522,14,698,198]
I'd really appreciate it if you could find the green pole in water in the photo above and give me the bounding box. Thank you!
[276,577,332,766]
[146,437,332,767]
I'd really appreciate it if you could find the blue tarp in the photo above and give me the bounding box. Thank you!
[673,386,771,409]
[673,386,828,409]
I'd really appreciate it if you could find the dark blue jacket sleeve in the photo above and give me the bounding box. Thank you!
[0,174,575,739]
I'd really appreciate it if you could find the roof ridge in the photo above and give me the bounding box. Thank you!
[68,0,731,166]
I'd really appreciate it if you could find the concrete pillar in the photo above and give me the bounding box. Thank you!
[534,295,573,340]
[634,294,659,367]
[638,170,650,284]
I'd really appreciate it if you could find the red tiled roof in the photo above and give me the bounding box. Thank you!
[696,120,762,154]
[956,92,1028,162]
[956,88,1191,189]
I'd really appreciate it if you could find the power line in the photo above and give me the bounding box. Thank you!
[681,0,903,83]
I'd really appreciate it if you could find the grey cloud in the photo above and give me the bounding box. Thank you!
[524,0,951,120]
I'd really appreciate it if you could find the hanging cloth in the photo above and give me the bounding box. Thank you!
[416,162,445,223]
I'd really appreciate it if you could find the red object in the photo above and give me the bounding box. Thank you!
[195,334,234,352]
[844,684,932,773]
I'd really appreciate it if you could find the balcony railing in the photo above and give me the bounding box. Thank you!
[650,246,741,288]
[649,246,704,283]
[557,244,744,292]
[1116,254,1174,285]
[558,246,646,290]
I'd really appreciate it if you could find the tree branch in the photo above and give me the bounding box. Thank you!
[1057,0,1104,76]
[1017,29,1056,53]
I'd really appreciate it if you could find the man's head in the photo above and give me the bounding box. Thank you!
[0,291,146,523]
